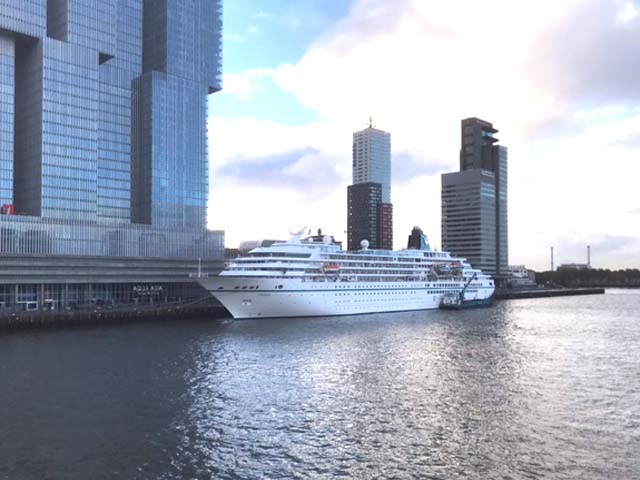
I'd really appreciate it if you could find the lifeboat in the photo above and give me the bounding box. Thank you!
[322,263,340,273]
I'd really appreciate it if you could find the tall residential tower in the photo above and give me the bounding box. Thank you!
[441,118,508,278]
[347,120,393,251]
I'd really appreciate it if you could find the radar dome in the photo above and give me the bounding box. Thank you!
[323,235,332,245]
[360,239,370,250]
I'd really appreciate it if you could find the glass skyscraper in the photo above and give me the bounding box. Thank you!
[0,0,223,259]
[132,0,221,229]
[352,122,392,203]
[348,121,394,251]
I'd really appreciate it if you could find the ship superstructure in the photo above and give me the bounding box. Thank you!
[196,229,495,319]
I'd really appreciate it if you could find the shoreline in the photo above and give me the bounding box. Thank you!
[495,287,605,300]
[0,304,229,332]
[0,287,617,331]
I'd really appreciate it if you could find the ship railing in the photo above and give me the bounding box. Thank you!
[189,273,210,279]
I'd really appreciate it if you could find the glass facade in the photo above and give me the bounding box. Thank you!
[97,0,143,223]
[0,1,47,39]
[0,0,224,260]
[41,38,100,221]
[496,146,509,275]
[441,170,498,275]
[353,127,392,203]
[0,36,14,207]
[0,215,223,259]
[132,73,209,228]
[132,0,222,229]
[65,0,117,57]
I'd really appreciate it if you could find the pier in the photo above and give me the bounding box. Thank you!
[0,298,229,331]
[494,287,605,300]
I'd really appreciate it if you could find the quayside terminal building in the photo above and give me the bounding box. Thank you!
[0,0,224,314]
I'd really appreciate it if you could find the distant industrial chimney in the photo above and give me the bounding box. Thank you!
[587,245,591,267]
[551,246,555,271]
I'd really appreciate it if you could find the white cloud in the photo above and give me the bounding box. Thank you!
[218,68,275,102]
[209,0,640,270]
[618,1,638,22]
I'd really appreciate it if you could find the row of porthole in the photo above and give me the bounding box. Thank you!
[351,291,415,296]
[337,284,462,289]
[234,285,284,290]
[335,291,408,296]
[334,290,461,296]
[219,285,262,290]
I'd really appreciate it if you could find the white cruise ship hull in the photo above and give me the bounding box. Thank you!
[197,276,494,320]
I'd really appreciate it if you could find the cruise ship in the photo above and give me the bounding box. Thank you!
[196,229,495,319]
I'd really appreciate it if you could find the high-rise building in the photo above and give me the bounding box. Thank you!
[460,117,500,172]
[376,203,393,250]
[348,120,393,250]
[347,183,381,251]
[0,1,225,313]
[352,120,391,203]
[0,0,223,258]
[132,0,221,229]
[407,226,430,251]
[441,118,508,278]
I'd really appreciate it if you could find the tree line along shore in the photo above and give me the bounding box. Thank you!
[536,269,640,288]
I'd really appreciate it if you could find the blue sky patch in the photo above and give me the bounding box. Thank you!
[212,1,351,124]
[210,74,322,125]
[222,0,351,73]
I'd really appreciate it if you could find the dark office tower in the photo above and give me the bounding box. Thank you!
[461,117,502,171]
[376,203,393,250]
[407,226,429,250]
[347,183,381,251]
[442,118,508,278]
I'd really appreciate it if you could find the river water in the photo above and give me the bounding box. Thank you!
[1,290,638,479]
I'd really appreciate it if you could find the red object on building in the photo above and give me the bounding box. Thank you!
[1,204,15,215]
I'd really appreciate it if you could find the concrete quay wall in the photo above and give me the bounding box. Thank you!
[0,302,229,331]
[495,288,606,300]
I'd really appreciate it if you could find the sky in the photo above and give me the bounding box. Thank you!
[207,0,640,271]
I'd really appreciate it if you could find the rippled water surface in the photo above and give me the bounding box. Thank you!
[1,290,639,479]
